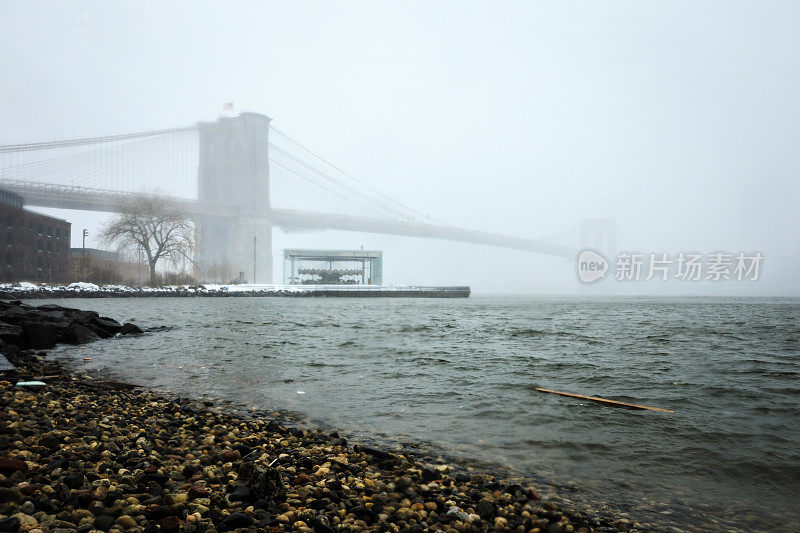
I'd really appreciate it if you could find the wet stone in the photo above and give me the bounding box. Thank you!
[227,485,253,503]
[158,516,180,533]
[92,516,115,531]
[0,517,20,533]
[220,513,252,530]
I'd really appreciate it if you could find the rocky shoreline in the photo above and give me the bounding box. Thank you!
[1,302,654,533]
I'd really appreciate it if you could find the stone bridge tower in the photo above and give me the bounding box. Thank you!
[580,217,616,258]
[196,112,273,283]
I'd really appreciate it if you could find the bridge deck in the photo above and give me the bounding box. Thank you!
[0,179,574,258]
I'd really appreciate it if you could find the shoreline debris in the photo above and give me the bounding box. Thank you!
[535,387,674,412]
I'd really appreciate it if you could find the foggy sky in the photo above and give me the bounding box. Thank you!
[1,1,798,294]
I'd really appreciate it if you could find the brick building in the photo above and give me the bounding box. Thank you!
[0,189,71,283]
[69,247,148,285]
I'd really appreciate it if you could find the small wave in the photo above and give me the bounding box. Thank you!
[398,324,432,332]
[510,328,549,337]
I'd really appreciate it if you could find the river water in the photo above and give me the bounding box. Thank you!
[38,295,799,531]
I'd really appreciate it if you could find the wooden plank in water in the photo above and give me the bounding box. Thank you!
[534,387,674,412]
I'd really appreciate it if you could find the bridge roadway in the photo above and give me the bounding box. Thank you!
[0,179,574,259]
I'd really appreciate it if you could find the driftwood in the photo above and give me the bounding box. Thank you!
[535,387,674,412]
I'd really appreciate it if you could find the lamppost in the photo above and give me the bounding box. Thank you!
[253,235,257,284]
[82,229,88,281]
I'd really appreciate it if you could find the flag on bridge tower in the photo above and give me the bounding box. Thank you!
[222,102,234,111]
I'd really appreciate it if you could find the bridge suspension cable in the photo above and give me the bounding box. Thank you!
[0,126,199,199]
[268,158,398,220]
[268,142,417,221]
[0,126,198,153]
[269,126,446,224]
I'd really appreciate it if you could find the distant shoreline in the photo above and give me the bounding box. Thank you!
[0,284,470,299]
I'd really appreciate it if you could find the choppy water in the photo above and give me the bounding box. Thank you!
[39,296,800,531]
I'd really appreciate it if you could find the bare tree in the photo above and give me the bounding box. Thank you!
[100,196,195,285]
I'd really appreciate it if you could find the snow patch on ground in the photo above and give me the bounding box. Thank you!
[1,282,406,293]
[67,282,100,291]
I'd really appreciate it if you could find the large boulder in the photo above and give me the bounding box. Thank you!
[0,322,23,346]
[35,304,70,312]
[0,352,17,374]
[0,307,31,325]
[18,321,67,349]
[86,316,123,338]
[120,322,143,335]
[58,323,101,345]
[66,309,101,323]
[0,340,21,366]
[31,310,71,322]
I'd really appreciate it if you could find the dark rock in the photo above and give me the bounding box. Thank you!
[309,516,334,533]
[293,473,312,485]
[88,317,122,337]
[236,458,286,502]
[308,497,331,510]
[0,323,23,345]
[358,446,393,461]
[145,505,181,520]
[227,485,254,502]
[68,310,100,323]
[421,467,441,482]
[475,499,496,519]
[0,487,16,502]
[438,513,454,525]
[0,456,27,473]
[350,506,375,522]
[257,517,280,529]
[36,304,69,312]
[19,321,65,349]
[92,515,116,531]
[232,443,252,456]
[63,471,85,489]
[38,433,61,450]
[120,322,143,335]
[0,516,19,533]
[0,307,31,325]
[187,485,210,500]
[58,324,101,345]
[220,513,252,530]
[159,516,180,533]
[0,348,19,371]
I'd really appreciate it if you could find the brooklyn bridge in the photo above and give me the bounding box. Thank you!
[0,112,595,282]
